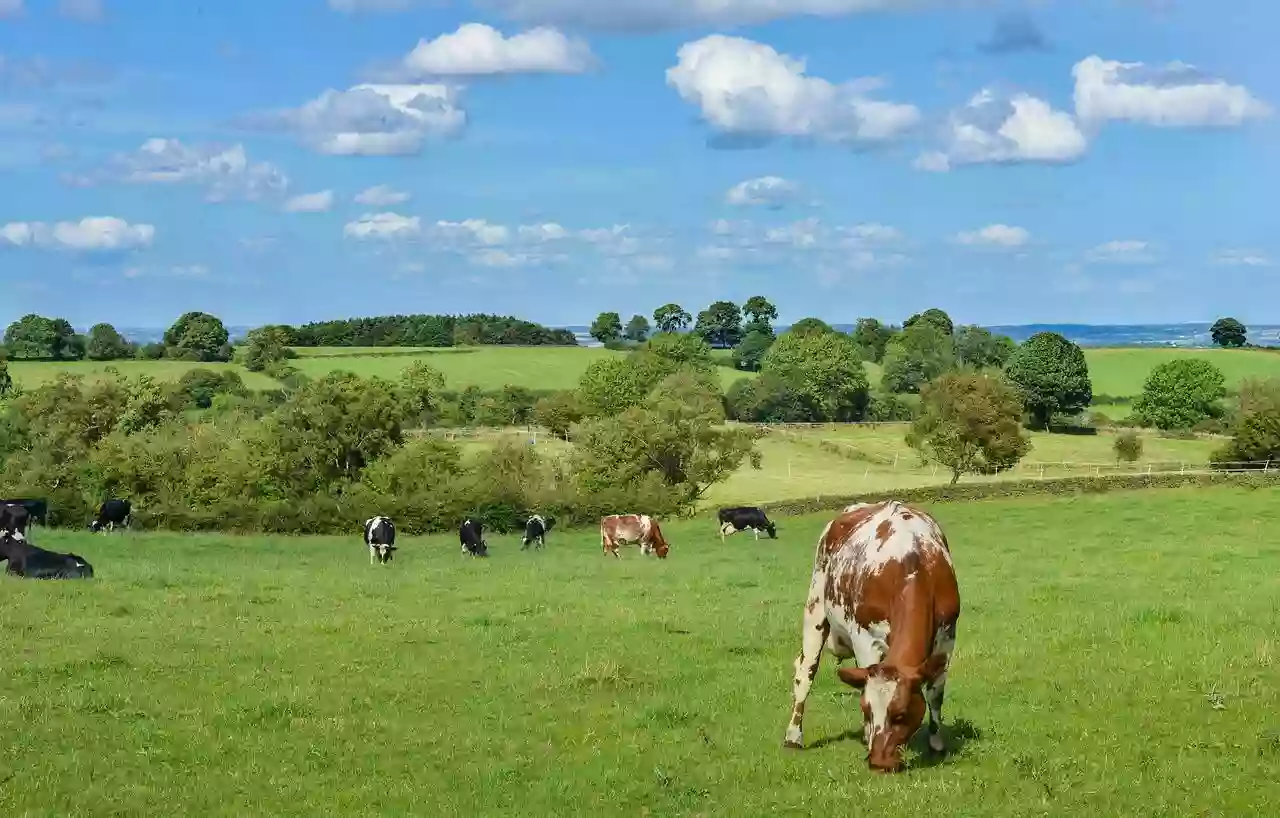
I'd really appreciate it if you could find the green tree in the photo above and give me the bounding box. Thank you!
[164,312,232,362]
[881,323,958,394]
[4,314,60,359]
[1003,332,1093,428]
[577,357,653,417]
[399,361,447,426]
[903,308,954,337]
[624,314,651,343]
[694,300,743,348]
[954,325,1016,370]
[1214,377,1280,467]
[0,360,12,398]
[1114,430,1143,463]
[590,312,623,345]
[742,295,778,328]
[733,330,774,372]
[906,372,1030,485]
[787,317,834,337]
[86,323,130,361]
[1210,317,1247,348]
[52,320,86,361]
[238,325,296,372]
[1131,359,1227,430]
[851,318,896,363]
[174,369,247,410]
[761,330,869,421]
[653,303,692,334]
[533,391,584,439]
[725,374,812,423]
[639,332,715,375]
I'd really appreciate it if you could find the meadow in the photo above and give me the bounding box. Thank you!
[4,485,1279,816]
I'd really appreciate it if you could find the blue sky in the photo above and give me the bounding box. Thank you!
[1,0,1276,330]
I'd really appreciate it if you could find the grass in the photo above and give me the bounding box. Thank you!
[4,485,1279,815]
[1086,347,1280,401]
[3,358,280,390]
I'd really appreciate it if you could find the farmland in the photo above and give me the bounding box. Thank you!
[4,486,1278,816]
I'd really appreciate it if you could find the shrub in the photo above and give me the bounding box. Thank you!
[1131,359,1227,431]
[905,372,1030,485]
[761,330,869,421]
[1114,430,1143,462]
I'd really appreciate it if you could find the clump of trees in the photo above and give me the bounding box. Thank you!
[1210,317,1247,349]
[1131,359,1226,431]
[905,372,1030,485]
[1213,377,1280,467]
[288,314,577,347]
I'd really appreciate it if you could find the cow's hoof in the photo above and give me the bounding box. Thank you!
[782,740,803,750]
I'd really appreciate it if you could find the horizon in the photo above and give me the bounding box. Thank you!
[1,1,1275,327]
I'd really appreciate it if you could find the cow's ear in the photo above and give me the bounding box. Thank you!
[913,654,948,688]
[836,665,874,689]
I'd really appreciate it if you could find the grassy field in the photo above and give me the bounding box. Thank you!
[1084,347,1280,417]
[4,486,1279,816]
[2,358,281,390]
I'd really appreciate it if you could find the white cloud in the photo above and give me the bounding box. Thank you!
[434,219,510,246]
[725,176,799,208]
[0,216,155,252]
[355,185,410,206]
[1074,55,1271,128]
[667,35,920,147]
[393,23,594,79]
[1212,249,1270,267]
[483,0,917,31]
[83,138,288,201]
[518,222,570,241]
[343,212,421,241]
[1086,239,1157,264]
[59,0,103,22]
[283,190,335,213]
[923,89,1087,170]
[845,222,904,244]
[955,224,1031,248]
[764,218,822,248]
[0,0,23,18]
[246,84,465,156]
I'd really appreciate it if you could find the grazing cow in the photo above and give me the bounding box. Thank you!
[521,514,554,550]
[364,516,397,565]
[783,500,960,774]
[0,533,94,580]
[1,503,30,538]
[718,506,777,542]
[0,498,47,527]
[459,519,489,558]
[89,499,131,533]
[600,514,670,559]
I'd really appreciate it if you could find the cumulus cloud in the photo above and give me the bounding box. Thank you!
[1086,239,1157,264]
[979,11,1049,55]
[283,190,335,213]
[76,138,288,201]
[1073,55,1271,128]
[725,176,799,208]
[482,0,916,31]
[242,84,465,156]
[918,89,1087,171]
[1212,249,1270,267]
[955,224,1030,248]
[0,216,154,252]
[59,0,103,22]
[355,185,410,206]
[390,23,595,79]
[667,35,920,148]
[518,222,570,241]
[343,212,421,241]
[433,219,510,246]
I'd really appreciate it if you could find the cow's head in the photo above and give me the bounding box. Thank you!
[838,655,948,773]
[766,521,778,539]
[543,516,555,533]
[375,544,396,563]
[652,528,670,559]
[89,520,102,533]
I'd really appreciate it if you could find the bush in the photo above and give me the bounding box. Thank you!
[761,330,869,421]
[1131,358,1226,431]
[905,372,1030,485]
[1114,430,1143,462]
[1004,332,1092,429]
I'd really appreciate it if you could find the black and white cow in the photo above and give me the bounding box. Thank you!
[521,514,554,550]
[459,518,489,558]
[0,533,94,580]
[1,503,30,538]
[0,498,47,527]
[364,516,397,565]
[89,499,131,533]
[718,506,778,542]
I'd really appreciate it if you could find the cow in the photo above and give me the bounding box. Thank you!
[600,514,670,559]
[459,519,489,558]
[1,503,30,538]
[0,533,94,580]
[718,506,777,542]
[89,499,131,533]
[0,498,47,527]
[520,514,554,551]
[364,516,397,565]
[783,500,960,774]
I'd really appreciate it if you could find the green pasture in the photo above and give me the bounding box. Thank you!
[4,486,1278,815]
[2,358,280,390]
[1085,347,1280,400]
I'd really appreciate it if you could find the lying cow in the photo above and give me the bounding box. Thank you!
[364,516,397,565]
[600,514,670,559]
[0,533,94,580]
[459,519,489,558]
[783,500,960,773]
[521,514,554,551]
[89,499,131,533]
[718,506,777,542]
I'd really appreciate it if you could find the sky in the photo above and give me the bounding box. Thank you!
[1,0,1277,330]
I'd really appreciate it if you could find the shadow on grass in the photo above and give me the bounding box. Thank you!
[805,716,986,769]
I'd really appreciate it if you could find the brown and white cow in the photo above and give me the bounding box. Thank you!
[600,514,670,559]
[783,500,960,773]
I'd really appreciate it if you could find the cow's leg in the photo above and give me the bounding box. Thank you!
[369,545,375,565]
[753,527,760,541]
[520,536,529,551]
[925,624,957,753]
[784,594,828,749]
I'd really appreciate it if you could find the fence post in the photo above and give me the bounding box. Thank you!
[1266,460,1272,475]
[1039,465,1044,480]
[892,454,899,469]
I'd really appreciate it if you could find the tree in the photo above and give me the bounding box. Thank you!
[0,361,12,398]
[1003,332,1092,428]
[880,323,958,394]
[906,372,1030,485]
[761,330,869,421]
[1213,377,1280,467]
[1131,359,1227,430]
[903,308,954,337]
[1114,430,1143,463]
[590,312,623,345]
[742,296,778,327]
[174,369,247,410]
[164,312,232,362]
[954,325,1016,370]
[238,326,296,372]
[851,318,896,364]
[51,320,86,361]
[577,357,654,417]
[1210,317,1247,349]
[625,314,651,343]
[725,375,813,423]
[399,361,447,425]
[653,303,693,334]
[733,330,774,372]
[694,301,743,348]
[787,317,833,337]
[86,323,131,361]
[533,391,584,440]
[4,314,62,360]
[639,332,715,375]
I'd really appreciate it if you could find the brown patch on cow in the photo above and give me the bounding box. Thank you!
[875,519,894,546]
[819,503,886,558]
[901,550,921,576]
